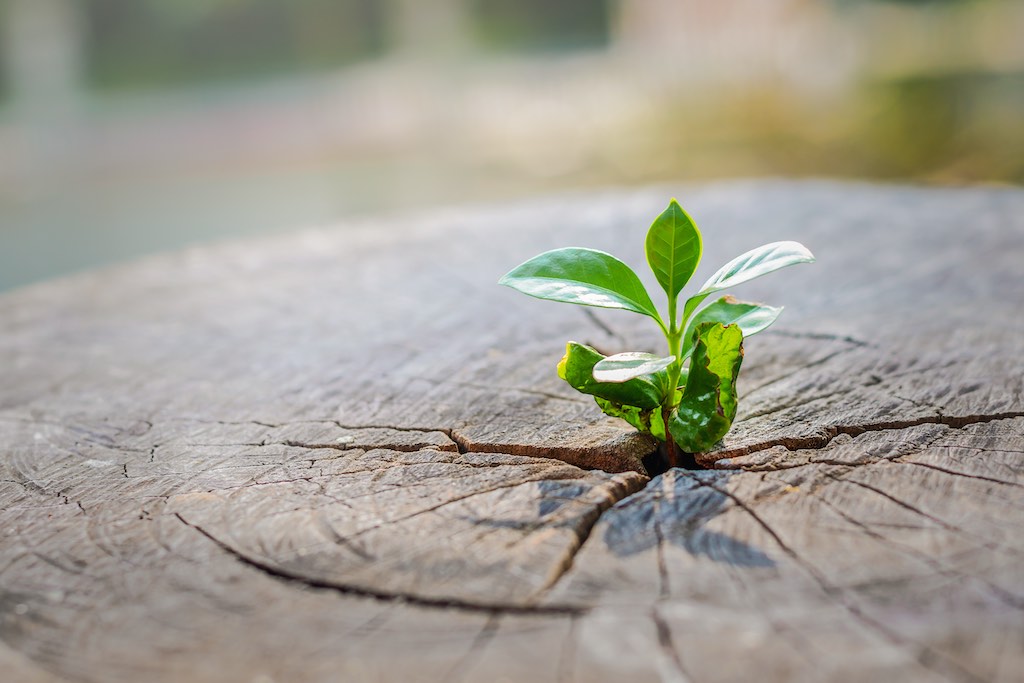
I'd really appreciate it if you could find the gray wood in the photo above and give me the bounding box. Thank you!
[1,181,1022,682]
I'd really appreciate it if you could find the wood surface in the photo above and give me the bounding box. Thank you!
[1,181,1022,682]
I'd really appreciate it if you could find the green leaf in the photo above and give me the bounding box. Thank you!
[645,199,702,299]
[595,398,667,441]
[681,296,782,353]
[669,323,744,453]
[697,241,815,295]
[557,342,666,410]
[499,247,662,321]
[593,352,675,384]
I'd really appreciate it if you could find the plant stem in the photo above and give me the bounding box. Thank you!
[661,293,695,470]
[663,294,685,411]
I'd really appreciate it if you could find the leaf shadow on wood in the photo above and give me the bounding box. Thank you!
[451,475,774,569]
[603,471,775,568]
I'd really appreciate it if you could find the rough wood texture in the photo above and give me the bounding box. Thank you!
[1,181,1022,682]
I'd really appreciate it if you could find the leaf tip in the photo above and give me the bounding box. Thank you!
[794,242,816,263]
[556,342,574,380]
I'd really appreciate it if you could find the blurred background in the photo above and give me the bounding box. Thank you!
[1,0,1022,291]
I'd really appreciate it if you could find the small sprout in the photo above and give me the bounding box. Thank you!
[499,199,814,468]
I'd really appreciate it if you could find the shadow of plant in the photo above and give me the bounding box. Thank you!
[603,470,774,568]
[454,474,772,569]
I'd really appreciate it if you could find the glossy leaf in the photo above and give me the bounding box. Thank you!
[556,342,666,410]
[669,323,744,453]
[681,296,782,352]
[697,241,815,295]
[645,199,702,299]
[593,352,675,384]
[499,247,662,320]
[595,398,667,440]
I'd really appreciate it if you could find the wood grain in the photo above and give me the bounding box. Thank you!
[1,181,1021,682]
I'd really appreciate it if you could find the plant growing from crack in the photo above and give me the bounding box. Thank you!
[499,199,815,468]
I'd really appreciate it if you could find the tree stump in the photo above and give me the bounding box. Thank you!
[1,181,1022,683]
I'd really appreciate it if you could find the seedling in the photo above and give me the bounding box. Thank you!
[499,199,814,469]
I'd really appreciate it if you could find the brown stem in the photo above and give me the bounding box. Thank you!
[663,411,681,469]
[660,408,699,471]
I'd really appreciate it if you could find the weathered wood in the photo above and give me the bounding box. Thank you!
[1,181,1022,682]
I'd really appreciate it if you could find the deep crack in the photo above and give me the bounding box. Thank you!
[707,411,1024,464]
[173,512,585,616]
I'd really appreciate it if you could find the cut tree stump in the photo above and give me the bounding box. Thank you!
[1,181,1022,683]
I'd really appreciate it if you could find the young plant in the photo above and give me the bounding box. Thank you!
[499,199,814,468]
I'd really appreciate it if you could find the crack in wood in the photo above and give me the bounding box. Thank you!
[280,439,457,454]
[162,418,655,468]
[652,606,692,683]
[706,412,1024,465]
[900,459,1024,489]
[172,512,586,616]
[709,451,1024,487]
[166,462,644,616]
[538,473,647,597]
[800,476,1024,611]
[827,474,1024,560]
[448,429,654,475]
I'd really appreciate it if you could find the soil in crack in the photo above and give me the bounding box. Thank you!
[643,442,701,476]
